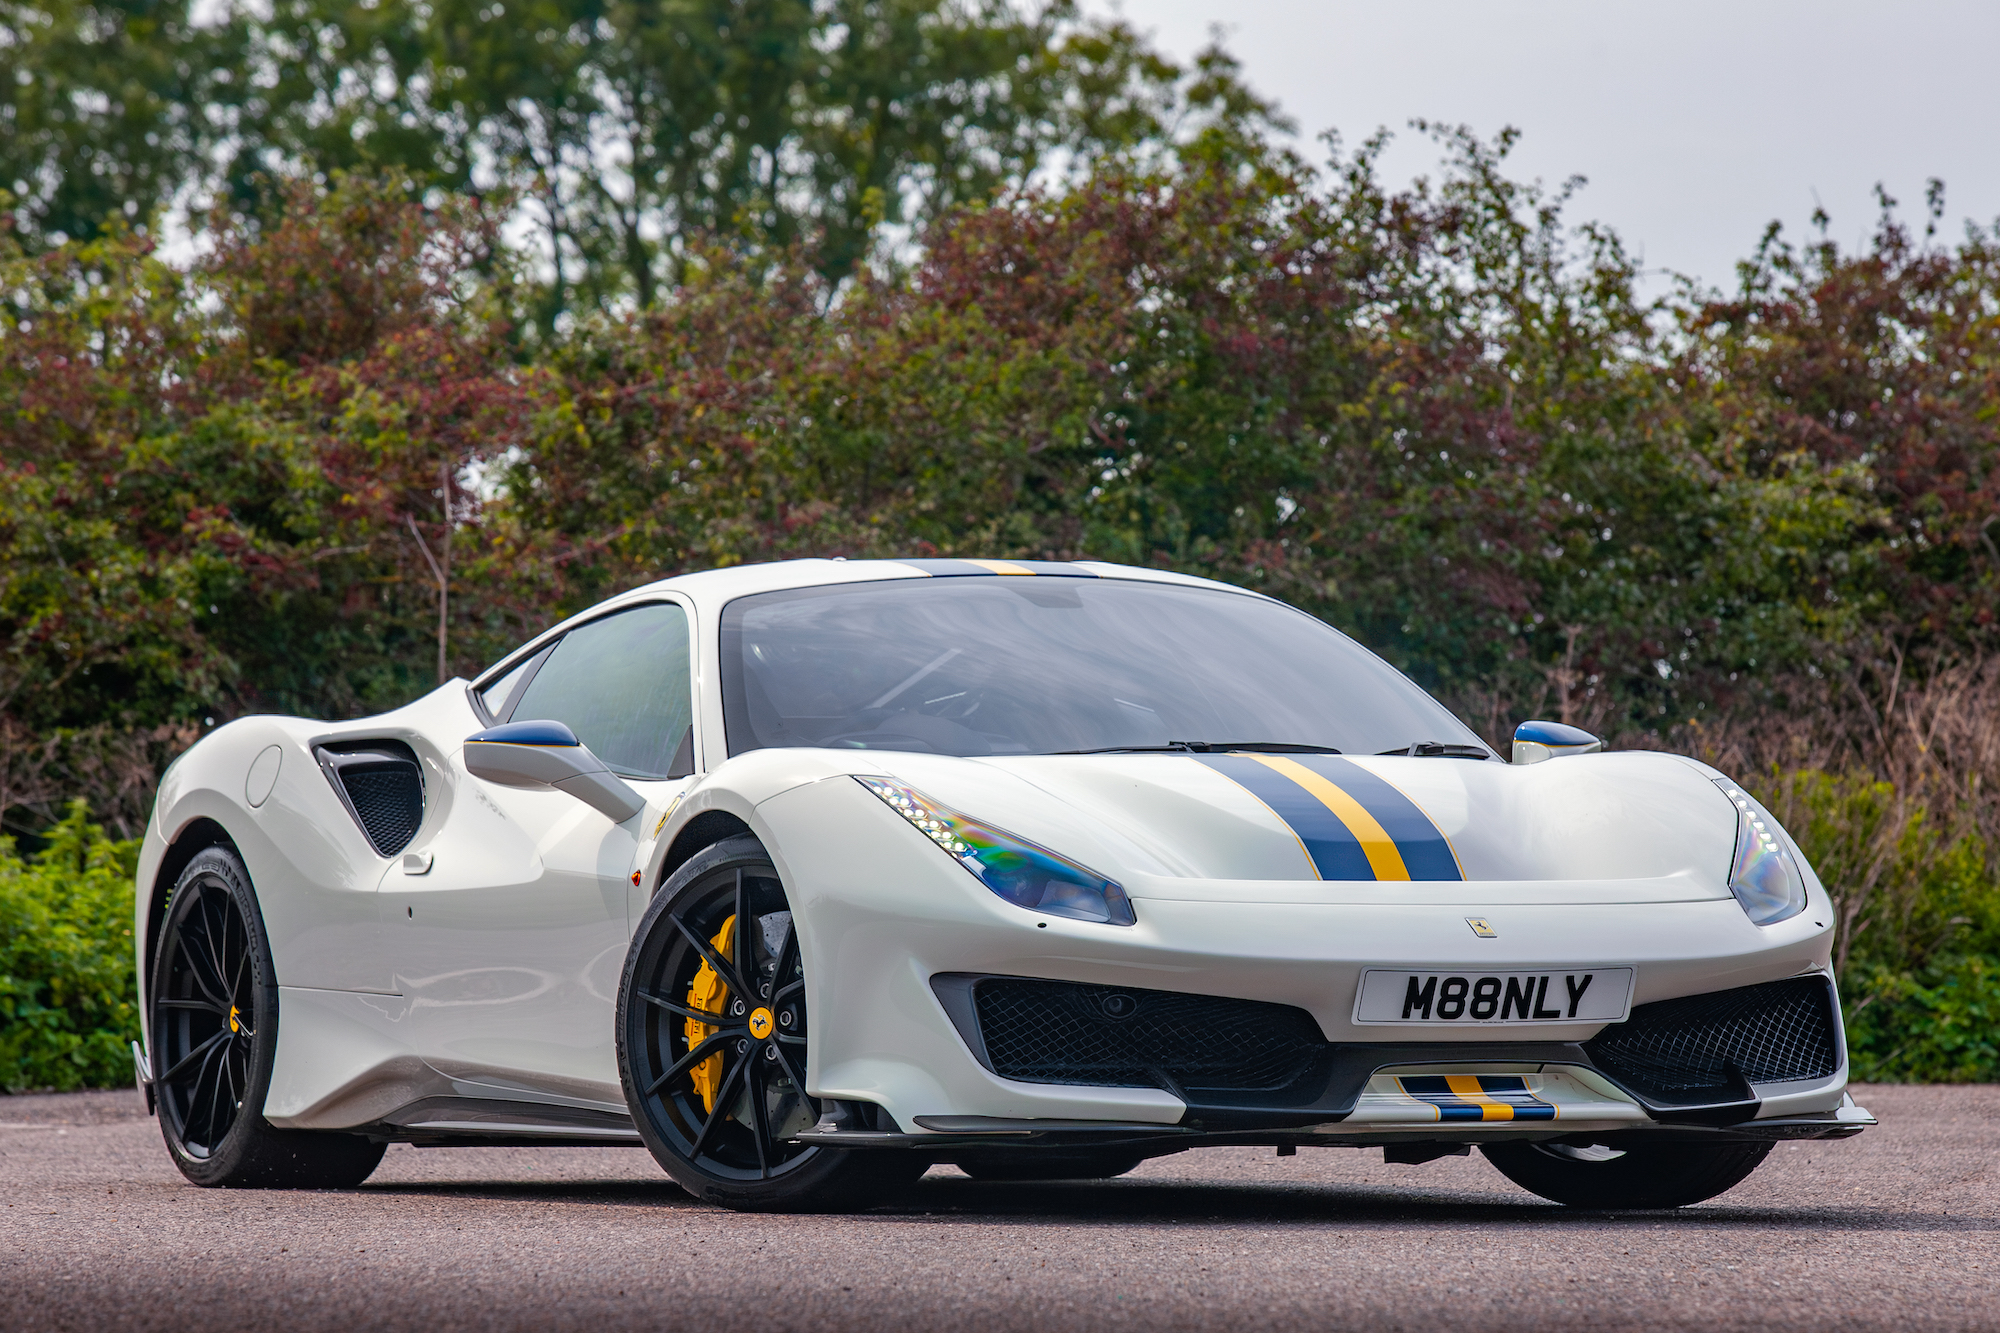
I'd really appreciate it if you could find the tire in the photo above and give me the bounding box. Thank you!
[617,835,926,1212]
[149,844,386,1189]
[953,1149,1147,1182]
[1481,1139,1773,1209]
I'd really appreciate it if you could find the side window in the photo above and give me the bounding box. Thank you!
[475,647,546,721]
[507,603,696,779]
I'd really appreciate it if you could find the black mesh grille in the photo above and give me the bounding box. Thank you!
[340,763,423,856]
[318,742,426,857]
[1586,976,1839,1104]
[973,978,1325,1096]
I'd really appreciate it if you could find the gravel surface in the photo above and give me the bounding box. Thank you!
[1,1083,1994,1331]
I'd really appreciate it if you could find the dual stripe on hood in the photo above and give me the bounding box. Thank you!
[1196,753,1463,882]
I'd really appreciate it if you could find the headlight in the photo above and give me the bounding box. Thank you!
[857,776,1135,926]
[1712,778,1809,926]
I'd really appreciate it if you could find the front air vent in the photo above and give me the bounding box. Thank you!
[1585,975,1840,1104]
[966,977,1327,1101]
[315,741,425,857]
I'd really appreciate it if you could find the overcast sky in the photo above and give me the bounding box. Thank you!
[1098,0,2000,293]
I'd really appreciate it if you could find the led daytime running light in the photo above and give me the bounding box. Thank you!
[857,776,1135,926]
[1712,778,1809,926]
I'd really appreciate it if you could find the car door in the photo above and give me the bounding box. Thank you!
[378,599,698,1105]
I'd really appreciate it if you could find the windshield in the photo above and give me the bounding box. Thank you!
[720,576,1484,758]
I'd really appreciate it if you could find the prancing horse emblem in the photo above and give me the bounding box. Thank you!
[1465,917,1497,938]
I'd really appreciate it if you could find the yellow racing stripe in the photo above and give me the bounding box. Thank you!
[1444,1073,1515,1121]
[963,558,1038,575]
[1245,754,1411,880]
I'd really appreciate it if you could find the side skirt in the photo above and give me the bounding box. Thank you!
[362,1095,645,1147]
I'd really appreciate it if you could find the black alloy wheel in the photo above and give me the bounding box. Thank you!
[1481,1138,1774,1209]
[618,835,924,1212]
[153,853,260,1162]
[150,845,385,1188]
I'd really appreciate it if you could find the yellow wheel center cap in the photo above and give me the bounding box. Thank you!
[228,1005,242,1034]
[747,1007,774,1040]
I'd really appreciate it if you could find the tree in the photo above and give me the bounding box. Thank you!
[3,0,1281,334]
[498,126,1879,743]
[1676,186,2000,660]
[0,176,537,834]
[0,0,251,246]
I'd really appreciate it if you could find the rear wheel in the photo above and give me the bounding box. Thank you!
[1481,1139,1773,1208]
[617,836,925,1212]
[953,1149,1147,1181]
[150,845,385,1188]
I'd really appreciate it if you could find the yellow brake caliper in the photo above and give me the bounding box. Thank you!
[685,914,737,1114]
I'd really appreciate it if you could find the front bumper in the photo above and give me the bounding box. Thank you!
[908,971,1859,1138]
[755,775,1858,1147]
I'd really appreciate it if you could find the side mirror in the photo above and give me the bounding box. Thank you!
[463,720,646,823]
[1512,720,1604,765]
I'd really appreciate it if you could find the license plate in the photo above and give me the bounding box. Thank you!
[1353,968,1634,1025]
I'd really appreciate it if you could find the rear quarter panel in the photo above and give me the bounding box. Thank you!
[137,686,488,1044]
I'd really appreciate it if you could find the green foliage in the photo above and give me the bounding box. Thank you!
[510,128,1894,742]
[1845,956,2000,1084]
[0,175,536,768]
[0,1,252,247]
[2,0,1281,331]
[1758,768,2000,1082]
[0,801,139,1092]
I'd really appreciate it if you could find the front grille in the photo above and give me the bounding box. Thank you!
[318,744,425,857]
[972,978,1326,1097]
[1586,976,1839,1104]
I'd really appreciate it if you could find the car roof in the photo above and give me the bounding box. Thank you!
[619,556,1250,606]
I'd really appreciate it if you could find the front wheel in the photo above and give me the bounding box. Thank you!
[1481,1139,1773,1208]
[617,835,925,1212]
[150,845,385,1188]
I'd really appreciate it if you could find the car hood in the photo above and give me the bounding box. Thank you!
[851,749,1743,904]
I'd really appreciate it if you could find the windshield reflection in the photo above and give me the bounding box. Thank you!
[720,577,1480,759]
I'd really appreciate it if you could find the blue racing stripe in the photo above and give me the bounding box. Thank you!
[1398,1074,1559,1122]
[1195,753,1375,880]
[1287,756,1463,881]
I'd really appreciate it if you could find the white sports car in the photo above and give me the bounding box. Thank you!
[133,557,1873,1211]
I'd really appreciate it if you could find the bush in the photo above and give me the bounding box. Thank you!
[0,802,140,1093]
[1845,956,2000,1083]
[1756,767,2000,1082]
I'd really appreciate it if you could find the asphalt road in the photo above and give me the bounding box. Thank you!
[2,1084,1994,1332]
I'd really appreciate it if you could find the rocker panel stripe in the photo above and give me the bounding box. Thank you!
[1396,1074,1559,1122]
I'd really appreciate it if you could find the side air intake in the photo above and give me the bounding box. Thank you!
[315,742,426,857]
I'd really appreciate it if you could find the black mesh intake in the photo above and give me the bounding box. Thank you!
[341,764,424,856]
[318,745,425,858]
[1586,976,1840,1104]
[971,978,1326,1098]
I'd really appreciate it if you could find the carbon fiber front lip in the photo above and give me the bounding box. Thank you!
[790,1114,1874,1150]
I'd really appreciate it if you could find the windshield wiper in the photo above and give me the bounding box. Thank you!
[1051,741,1343,756]
[1377,741,1492,759]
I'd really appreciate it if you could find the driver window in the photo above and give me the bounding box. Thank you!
[508,602,695,779]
